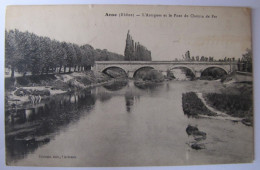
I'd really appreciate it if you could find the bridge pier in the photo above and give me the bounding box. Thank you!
[195,71,201,78]
[160,71,167,77]
[128,71,134,78]
[94,61,237,79]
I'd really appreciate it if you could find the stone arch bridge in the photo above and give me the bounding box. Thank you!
[93,61,237,78]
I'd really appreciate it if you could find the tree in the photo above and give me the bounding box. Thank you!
[5,30,19,78]
[73,44,83,71]
[81,44,95,70]
[29,33,44,75]
[124,30,151,61]
[124,30,135,61]
[185,50,191,61]
[242,49,252,62]
[40,37,55,74]
[14,29,31,75]
[52,40,65,73]
[61,42,76,73]
[241,49,252,72]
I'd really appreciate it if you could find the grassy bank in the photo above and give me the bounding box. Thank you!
[182,92,216,117]
[5,71,112,110]
[204,93,253,125]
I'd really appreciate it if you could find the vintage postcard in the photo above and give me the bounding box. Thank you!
[4,5,253,166]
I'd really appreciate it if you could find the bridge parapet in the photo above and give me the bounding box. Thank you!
[93,61,237,78]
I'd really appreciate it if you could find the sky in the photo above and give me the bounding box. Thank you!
[5,5,252,61]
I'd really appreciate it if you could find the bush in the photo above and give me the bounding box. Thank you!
[14,88,50,96]
[201,68,227,80]
[204,93,253,118]
[182,92,216,117]
[142,69,164,82]
[105,69,127,78]
[5,78,15,89]
[6,74,57,87]
[166,70,175,80]
[75,76,92,85]
[32,89,50,96]
[14,88,31,96]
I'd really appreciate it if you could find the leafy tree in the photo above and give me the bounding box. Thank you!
[81,44,95,70]
[52,40,65,73]
[124,30,151,61]
[184,50,191,61]
[5,30,19,78]
[5,29,127,77]
[241,49,253,72]
[73,44,82,71]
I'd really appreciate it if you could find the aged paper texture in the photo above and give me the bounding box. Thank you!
[5,5,253,166]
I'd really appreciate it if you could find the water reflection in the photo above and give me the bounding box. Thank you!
[5,80,164,163]
[134,81,163,90]
[125,91,140,113]
[5,80,254,166]
[97,91,113,102]
[102,79,128,91]
[5,89,96,163]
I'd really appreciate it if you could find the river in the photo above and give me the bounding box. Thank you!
[5,80,253,166]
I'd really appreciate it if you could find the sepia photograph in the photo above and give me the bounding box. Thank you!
[4,5,254,167]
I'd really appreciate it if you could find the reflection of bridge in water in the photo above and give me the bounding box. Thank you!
[93,61,237,78]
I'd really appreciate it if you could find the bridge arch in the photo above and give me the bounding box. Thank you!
[133,66,156,79]
[169,65,196,77]
[201,66,228,79]
[202,65,228,73]
[101,66,128,78]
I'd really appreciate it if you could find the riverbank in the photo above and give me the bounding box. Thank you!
[5,71,124,110]
[6,79,253,166]
[181,77,253,126]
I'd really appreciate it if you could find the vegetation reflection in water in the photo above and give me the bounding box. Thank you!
[5,89,96,163]
[5,80,160,163]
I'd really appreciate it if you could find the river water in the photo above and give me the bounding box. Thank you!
[5,80,253,166]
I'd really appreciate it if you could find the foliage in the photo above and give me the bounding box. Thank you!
[14,88,50,96]
[5,29,125,78]
[200,67,227,80]
[237,49,253,72]
[242,48,252,63]
[142,69,164,82]
[5,29,95,77]
[124,30,152,61]
[134,68,164,82]
[182,92,216,117]
[103,67,127,78]
[94,49,124,61]
[204,93,253,118]
[166,69,175,79]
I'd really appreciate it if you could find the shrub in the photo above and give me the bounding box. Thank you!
[182,92,216,117]
[14,88,31,96]
[204,93,253,118]
[14,88,51,96]
[142,69,164,82]
[32,89,50,96]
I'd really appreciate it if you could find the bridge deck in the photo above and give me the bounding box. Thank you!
[95,61,236,65]
[94,61,237,78]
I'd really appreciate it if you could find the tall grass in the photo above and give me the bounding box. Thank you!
[204,93,253,118]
